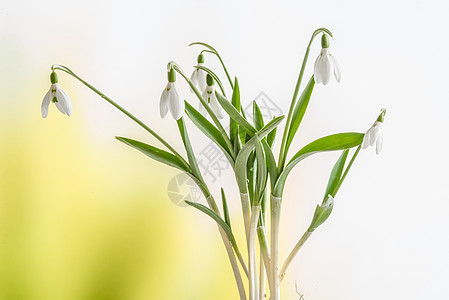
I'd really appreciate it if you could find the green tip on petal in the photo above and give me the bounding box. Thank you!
[377,108,386,122]
[197,53,205,63]
[206,74,214,86]
[321,34,330,48]
[50,72,58,84]
[167,68,176,82]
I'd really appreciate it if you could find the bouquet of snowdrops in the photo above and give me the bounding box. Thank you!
[41,27,385,300]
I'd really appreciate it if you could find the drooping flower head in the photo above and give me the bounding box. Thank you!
[200,74,223,119]
[41,71,73,118]
[362,109,386,154]
[160,67,184,120]
[190,53,207,92]
[314,34,341,85]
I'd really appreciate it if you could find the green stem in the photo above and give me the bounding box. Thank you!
[270,195,282,300]
[334,145,361,196]
[170,63,235,159]
[51,64,190,170]
[278,28,332,173]
[279,230,312,283]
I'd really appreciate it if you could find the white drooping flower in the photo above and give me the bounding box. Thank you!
[41,72,73,118]
[200,75,223,119]
[160,68,184,120]
[362,121,384,155]
[190,53,207,92]
[314,34,341,85]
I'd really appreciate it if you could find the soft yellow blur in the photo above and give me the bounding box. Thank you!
[0,97,237,299]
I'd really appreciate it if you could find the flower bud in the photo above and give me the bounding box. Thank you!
[206,74,214,86]
[321,33,330,48]
[197,53,205,64]
[167,68,176,83]
[50,71,58,84]
[376,108,386,123]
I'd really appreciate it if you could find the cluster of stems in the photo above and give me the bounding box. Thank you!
[47,27,383,300]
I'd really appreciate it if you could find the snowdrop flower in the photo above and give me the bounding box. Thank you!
[41,72,73,118]
[362,109,386,154]
[200,74,223,119]
[190,53,207,92]
[314,34,341,85]
[160,68,184,120]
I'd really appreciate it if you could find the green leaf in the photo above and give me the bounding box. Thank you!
[266,117,277,148]
[324,149,349,200]
[285,76,315,152]
[253,101,264,130]
[185,101,234,165]
[230,78,240,149]
[262,139,278,189]
[185,200,241,255]
[177,118,203,179]
[308,195,334,232]
[235,116,285,192]
[215,91,256,136]
[273,132,363,197]
[116,137,191,173]
[254,135,268,205]
[221,188,231,228]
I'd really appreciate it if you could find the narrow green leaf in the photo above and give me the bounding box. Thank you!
[221,188,231,228]
[308,195,334,232]
[267,116,277,148]
[253,101,264,130]
[230,78,240,147]
[185,200,241,255]
[177,118,203,179]
[215,91,256,136]
[262,139,278,189]
[185,101,234,165]
[247,151,256,202]
[324,149,349,200]
[285,76,315,152]
[235,116,285,192]
[273,133,364,197]
[116,137,191,173]
[254,135,268,205]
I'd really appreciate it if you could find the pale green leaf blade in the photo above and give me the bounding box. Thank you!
[273,132,363,197]
[221,188,231,228]
[324,149,349,200]
[116,137,191,173]
[308,195,334,232]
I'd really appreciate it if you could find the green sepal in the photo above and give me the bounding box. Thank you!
[273,132,364,197]
[324,149,349,200]
[116,137,191,173]
[308,195,334,232]
[184,101,234,166]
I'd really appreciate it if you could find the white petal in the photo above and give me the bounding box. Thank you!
[56,86,73,116]
[168,84,184,120]
[314,49,332,85]
[160,84,170,118]
[197,69,207,92]
[41,88,52,118]
[314,54,323,84]
[210,93,224,119]
[370,124,381,147]
[329,53,341,83]
[375,132,383,154]
[361,128,372,149]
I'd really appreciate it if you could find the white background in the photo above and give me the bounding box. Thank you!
[1,0,449,299]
